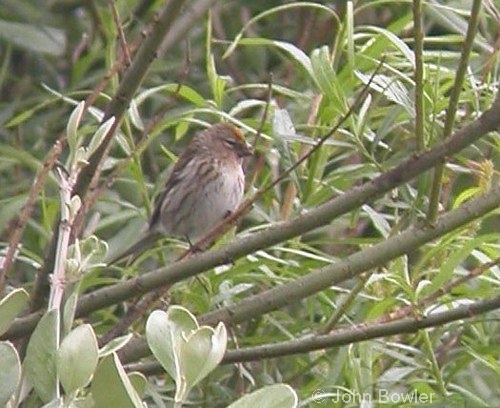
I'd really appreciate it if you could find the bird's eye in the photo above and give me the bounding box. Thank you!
[224,138,238,147]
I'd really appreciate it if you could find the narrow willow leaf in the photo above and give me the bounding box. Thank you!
[67,101,85,153]
[128,100,144,131]
[425,235,497,296]
[134,84,207,107]
[310,46,345,111]
[362,204,390,238]
[363,26,415,66]
[87,117,115,157]
[222,2,338,60]
[0,20,66,56]
[272,40,313,77]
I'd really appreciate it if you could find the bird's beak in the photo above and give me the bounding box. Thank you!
[241,143,253,157]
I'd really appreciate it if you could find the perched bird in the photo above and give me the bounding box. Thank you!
[110,122,252,263]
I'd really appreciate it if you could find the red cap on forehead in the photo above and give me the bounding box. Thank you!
[230,125,245,143]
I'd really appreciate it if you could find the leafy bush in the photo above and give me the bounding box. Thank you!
[0,1,498,406]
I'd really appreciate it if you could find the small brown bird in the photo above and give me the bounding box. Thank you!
[110,123,252,263]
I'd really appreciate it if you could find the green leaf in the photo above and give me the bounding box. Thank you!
[62,289,79,336]
[222,2,338,60]
[310,46,346,112]
[453,186,481,208]
[87,117,115,157]
[40,398,64,408]
[356,72,415,118]
[57,324,99,394]
[362,204,390,238]
[128,100,143,131]
[146,308,195,380]
[128,372,147,398]
[4,107,36,127]
[146,307,227,401]
[99,334,133,357]
[67,101,85,153]
[272,40,313,77]
[0,19,66,56]
[179,322,227,392]
[425,235,496,296]
[91,353,143,408]
[272,108,300,188]
[363,26,415,66]
[207,53,227,108]
[228,384,298,408]
[24,309,59,403]
[224,37,314,79]
[0,288,29,336]
[41,83,105,122]
[134,84,207,107]
[0,341,21,406]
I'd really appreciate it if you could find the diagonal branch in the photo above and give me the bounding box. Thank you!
[73,0,186,199]
[199,185,500,327]
[124,295,500,373]
[3,93,499,341]
[119,182,500,363]
[219,295,500,364]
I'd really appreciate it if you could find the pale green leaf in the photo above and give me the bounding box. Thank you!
[57,324,99,394]
[128,100,144,131]
[228,384,298,408]
[87,117,115,157]
[67,101,85,153]
[0,288,29,336]
[0,341,21,406]
[362,204,390,238]
[128,372,147,398]
[99,334,133,357]
[0,20,66,56]
[179,322,227,392]
[25,309,59,403]
[91,353,143,408]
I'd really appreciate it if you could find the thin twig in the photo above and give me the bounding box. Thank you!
[413,0,425,151]
[427,0,483,222]
[0,136,65,295]
[219,295,500,364]
[281,93,322,220]
[124,295,500,372]
[108,0,132,66]
[320,273,369,334]
[379,257,500,323]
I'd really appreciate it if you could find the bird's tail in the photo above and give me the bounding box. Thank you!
[107,231,163,265]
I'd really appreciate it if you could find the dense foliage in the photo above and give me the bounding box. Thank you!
[0,1,499,407]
